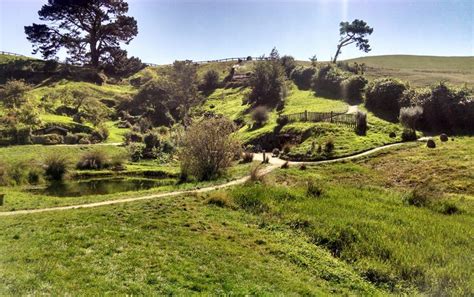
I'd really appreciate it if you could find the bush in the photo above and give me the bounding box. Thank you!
[7,162,29,185]
[276,115,289,126]
[280,55,297,77]
[404,181,440,207]
[399,106,423,131]
[248,60,287,108]
[299,163,307,170]
[307,180,323,198]
[91,124,109,142]
[389,132,396,138]
[144,132,160,150]
[76,150,110,170]
[64,133,79,144]
[324,138,335,153]
[272,148,280,157]
[311,64,347,97]
[202,70,220,92]
[43,155,69,181]
[179,117,240,181]
[341,75,367,102]
[241,151,254,163]
[365,78,409,120]
[354,111,367,135]
[124,131,143,144]
[281,161,289,169]
[290,66,316,90]
[401,129,417,141]
[27,167,44,185]
[31,134,64,145]
[251,106,269,127]
[127,143,145,162]
[440,133,448,142]
[426,139,436,148]
[78,137,91,145]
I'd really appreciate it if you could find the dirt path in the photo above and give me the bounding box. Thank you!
[0,142,410,217]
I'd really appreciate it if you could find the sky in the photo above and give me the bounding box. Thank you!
[0,0,472,64]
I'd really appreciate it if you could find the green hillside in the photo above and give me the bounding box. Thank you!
[345,55,474,87]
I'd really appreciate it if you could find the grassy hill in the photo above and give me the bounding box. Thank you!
[345,55,474,87]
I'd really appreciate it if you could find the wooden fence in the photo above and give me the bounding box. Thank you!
[280,110,356,128]
[0,51,26,57]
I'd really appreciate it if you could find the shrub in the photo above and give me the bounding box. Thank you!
[206,192,234,208]
[249,165,265,183]
[241,151,254,163]
[299,164,307,170]
[438,202,461,215]
[31,134,64,145]
[248,60,287,108]
[124,131,143,144]
[282,143,292,155]
[389,132,396,138]
[440,133,448,142]
[127,143,145,162]
[307,180,323,198]
[91,124,109,142]
[272,148,280,157]
[179,117,240,181]
[280,55,297,77]
[76,150,110,170]
[426,139,436,148]
[365,78,409,120]
[401,129,417,141]
[354,111,367,135]
[341,75,367,102]
[7,162,29,185]
[202,69,220,92]
[399,106,423,131]
[64,133,79,144]
[27,167,44,185]
[290,66,316,90]
[43,155,69,181]
[281,161,289,169]
[251,106,269,127]
[144,132,160,150]
[78,137,91,145]
[404,181,440,207]
[311,64,347,97]
[276,115,289,126]
[324,138,335,153]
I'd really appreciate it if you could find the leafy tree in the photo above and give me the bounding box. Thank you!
[309,55,318,67]
[25,0,138,68]
[0,79,32,108]
[333,19,373,63]
[169,60,200,124]
[202,69,220,92]
[280,55,297,77]
[248,60,287,108]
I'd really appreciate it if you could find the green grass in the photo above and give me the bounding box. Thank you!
[224,137,474,295]
[282,108,403,160]
[0,191,382,295]
[345,55,474,88]
[104,121,129,143]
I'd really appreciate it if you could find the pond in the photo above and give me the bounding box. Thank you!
[28,177,175,197]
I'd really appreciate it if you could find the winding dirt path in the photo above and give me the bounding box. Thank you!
[0,142,410,217]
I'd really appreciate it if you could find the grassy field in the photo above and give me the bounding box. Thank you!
[0,192,380,295]
[227,137,474,295]
[345,55,474,87]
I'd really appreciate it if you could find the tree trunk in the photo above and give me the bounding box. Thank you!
[333,44,342,63]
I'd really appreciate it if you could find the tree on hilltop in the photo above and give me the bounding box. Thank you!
[333,19,373,63]
[25,0,138,68]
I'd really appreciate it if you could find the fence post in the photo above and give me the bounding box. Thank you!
[330,111,333,123]
[304,110,308,122]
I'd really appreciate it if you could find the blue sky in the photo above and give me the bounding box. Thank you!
[0,0,472,64]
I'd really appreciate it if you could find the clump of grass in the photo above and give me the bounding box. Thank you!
[404,180,441,207]
[281,161,289,169]
[306,180,323,198]
[241,151,254,163]
[44,155,69,181]
[206,192,235,208]
[437,201,462,215]
[76,150,110,170]
[249,164,265,183]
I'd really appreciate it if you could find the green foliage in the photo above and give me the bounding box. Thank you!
[201,69,220,92]
[248,60,287,108]
[354,111,367,135]
[399,106,423,131]
[0,79,32,108]
[365,78,409,121]
[311,64,347,98]
[179,117,240,181]
[280,55,297,77]
[333,19,373,63]
[76,150,110,170]
[31,134,64,145]
[341,75,367,102]
[290,66,316,90]
[43,155,69,181]
[401,128,417,141]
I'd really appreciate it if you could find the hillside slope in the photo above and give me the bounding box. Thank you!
[345,55,474,87]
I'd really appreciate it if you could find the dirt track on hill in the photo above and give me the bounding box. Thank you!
[0,142,415,217]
